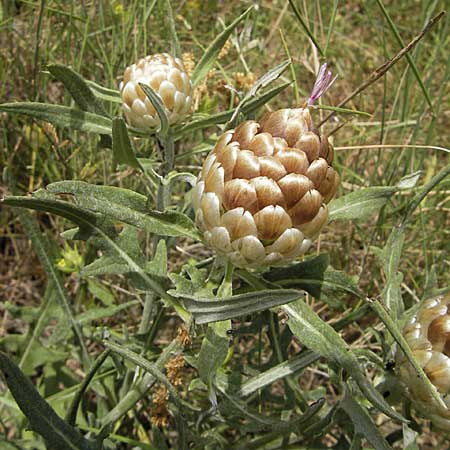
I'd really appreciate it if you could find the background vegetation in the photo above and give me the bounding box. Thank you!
[0,1,449,449]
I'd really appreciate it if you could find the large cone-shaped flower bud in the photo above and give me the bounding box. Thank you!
[396,293,450,429]
[192,108,339,268]
[120,53,192,130]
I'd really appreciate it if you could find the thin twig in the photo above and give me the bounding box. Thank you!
[318,11,445,127]
[335,144,450,154]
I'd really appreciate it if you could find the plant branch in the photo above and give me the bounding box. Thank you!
[318,11,445,127]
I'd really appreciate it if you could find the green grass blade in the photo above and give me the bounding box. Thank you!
[375,0,434,111]
[288,0,324,56]
[17,210,90,366]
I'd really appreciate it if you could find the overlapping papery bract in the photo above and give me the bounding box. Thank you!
[120,53,192,130]
[396,293,450,429]
[192,108,340,268]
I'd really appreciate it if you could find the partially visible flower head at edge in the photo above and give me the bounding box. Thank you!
[308,63,338,106]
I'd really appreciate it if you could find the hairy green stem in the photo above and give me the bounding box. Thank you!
[99,338,182,430]
[66,350,111,426]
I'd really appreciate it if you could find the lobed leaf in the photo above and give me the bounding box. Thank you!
[45,181,201,240]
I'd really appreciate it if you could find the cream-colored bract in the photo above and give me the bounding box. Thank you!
[396,293,450,429]
[192,107,339,268]
[120,53,192,130]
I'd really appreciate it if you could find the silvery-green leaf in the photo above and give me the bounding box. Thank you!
[397,171,421,190]
[44,181,201,240]
[340,385,393,450]
[138,83,169,136]
[85,79,122,103]
[47,64,108,116]
[283,300,405,422]
[179,289,304,324]
[174,82,290,137]
[112,116,141,169]
[263,254,363,299]
[0,352,95,450]
[329,186,398,222]
[0,102,112,135]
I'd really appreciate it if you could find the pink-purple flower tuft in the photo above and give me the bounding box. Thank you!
[308,63,338,106]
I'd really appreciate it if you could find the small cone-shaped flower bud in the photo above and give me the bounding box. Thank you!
[192,108,339,268]
[120,53,192,130]
[396,293,450,429]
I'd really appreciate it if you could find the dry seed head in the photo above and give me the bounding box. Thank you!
[120,53,192,130]
[192,107,339,268]
[165,354,185,386]
[396,293,450,428]
[150,384,170,427]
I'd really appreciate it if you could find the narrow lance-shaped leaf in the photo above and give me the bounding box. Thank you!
[100,338,182,428]
[174,82,290,137]
[228,59,291,125]
[370,298,448,411]
[191,6,254,86]
[179,289,304,324]
[139,83,169,136]
[20,181,201,240]
[85,80,122,103]
[375,227,405,320]
[0,102,112,135]
[47,64,108,116]
[283,299,406,422]
[0,352,95,450]
[197,262,233,406]
[340,385,393,450]
[112,116,141,169]
[2,196,168,299]
[263,254,364,300]
[328,186,398,222]
[238,304,371,397]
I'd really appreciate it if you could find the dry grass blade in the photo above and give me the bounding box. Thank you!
[318,11,445,127]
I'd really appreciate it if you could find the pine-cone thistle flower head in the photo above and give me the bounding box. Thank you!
[192,107,339,269]
[396,293,450,429]
[120,53,192,130]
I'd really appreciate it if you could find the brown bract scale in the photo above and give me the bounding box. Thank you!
[192,108,340,268]
[120,53,192,130]
[396,293,450,429]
